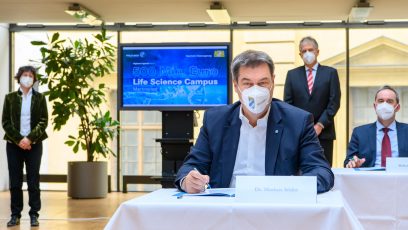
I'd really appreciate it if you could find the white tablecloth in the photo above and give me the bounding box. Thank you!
[333,168,408,230]
[105,189,362,230]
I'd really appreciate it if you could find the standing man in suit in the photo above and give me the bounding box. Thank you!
[284,36,341,166]
[176,50,334,194]
[345,85,408,168]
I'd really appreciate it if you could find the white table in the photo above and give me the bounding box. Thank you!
[333,168,408,230]
[105,189,362,230]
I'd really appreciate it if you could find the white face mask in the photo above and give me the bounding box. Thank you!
[303,51,316,65]
[376,102,396,120]
[20,75,34,88]
[239,85,271,114]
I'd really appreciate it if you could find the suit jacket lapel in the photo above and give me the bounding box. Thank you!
[396,122,408,157]
[31,90,37,117]
[265,103,283,175]
[298,67,310,96]
[369,123,377,166]
[310,64,321,98]
[15,90,23,125]
[221,105,241,187]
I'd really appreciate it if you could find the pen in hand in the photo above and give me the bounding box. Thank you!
[193,167,211,190]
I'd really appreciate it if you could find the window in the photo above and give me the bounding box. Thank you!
[233,28,347,167]
[119,30,230,191]
[349,29,408,132]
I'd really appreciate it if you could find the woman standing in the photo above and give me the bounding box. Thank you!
[2,66,48,227]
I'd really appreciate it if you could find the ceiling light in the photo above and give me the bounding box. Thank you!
[65,3,103,26]
[348,0,373,22]
[206,2,230,25]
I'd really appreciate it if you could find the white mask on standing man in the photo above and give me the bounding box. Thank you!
[302,51,316,65]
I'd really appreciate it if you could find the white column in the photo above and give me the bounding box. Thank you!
[0,23,9,191]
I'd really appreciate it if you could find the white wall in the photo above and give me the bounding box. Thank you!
[0,23,10,191]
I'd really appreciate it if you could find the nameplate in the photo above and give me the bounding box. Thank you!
[386,157,408,172]
[235,176,317,204]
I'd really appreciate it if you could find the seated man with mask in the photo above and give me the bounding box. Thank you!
[175,50,334,194]
[345,85,408,168]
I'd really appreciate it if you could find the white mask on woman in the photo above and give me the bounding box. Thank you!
[239,85,271,114]
[20,75,34,88]
[376,102,396,120]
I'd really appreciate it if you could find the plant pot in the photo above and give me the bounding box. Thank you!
[67,161,108,199]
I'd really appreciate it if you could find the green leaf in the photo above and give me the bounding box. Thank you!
[65,140,75,146]
[31,41,47,46]
[73,142,79,153]
[51,33,60,43]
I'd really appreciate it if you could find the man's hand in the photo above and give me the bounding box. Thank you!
[314,124,323,136]
[346,155,366,168]
[18,137,32,150]
[182,169,210,194]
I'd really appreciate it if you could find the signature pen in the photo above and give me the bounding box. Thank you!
[193,167,211,190]
[176,168,211,199]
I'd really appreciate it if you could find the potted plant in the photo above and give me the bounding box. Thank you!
[31,29,119,198]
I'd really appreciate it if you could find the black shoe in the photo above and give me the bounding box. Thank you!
[30,215,39,227]
[7,216,20,227]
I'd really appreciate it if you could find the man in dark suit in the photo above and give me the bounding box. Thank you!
[176,50,334,194]
[284,36,341,166]
[345,85,408,168]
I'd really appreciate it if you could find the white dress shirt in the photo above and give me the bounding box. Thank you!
[20,88,32,137]
[304,62,318,82]
[375,120,399,167]
[229,106,270,187]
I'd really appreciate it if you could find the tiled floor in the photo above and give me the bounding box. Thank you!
[0,190,146,230]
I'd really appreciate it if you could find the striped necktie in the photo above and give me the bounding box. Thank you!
[307,68,314,94]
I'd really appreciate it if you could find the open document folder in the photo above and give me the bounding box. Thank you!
[174,188,236,199]
[354,167,385,171]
